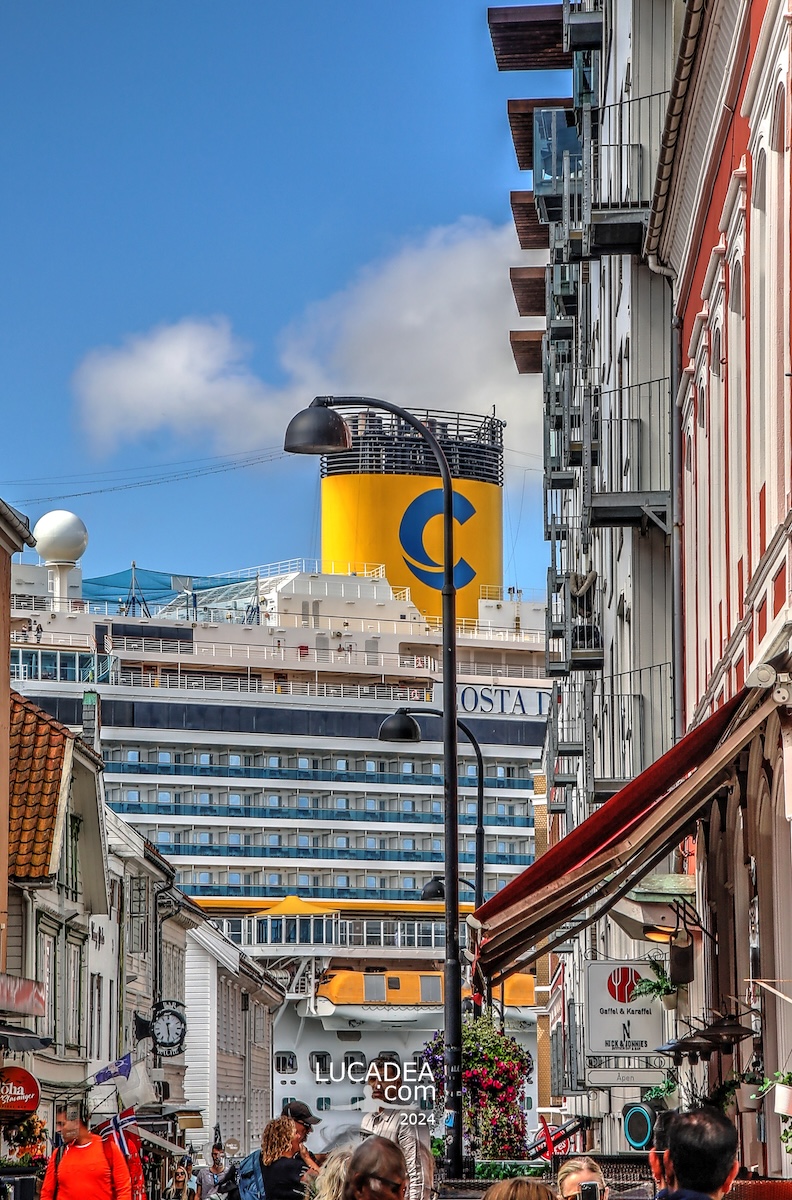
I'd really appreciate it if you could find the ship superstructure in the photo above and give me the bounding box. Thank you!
[10,410,549,1148]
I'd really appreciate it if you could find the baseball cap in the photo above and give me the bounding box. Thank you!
[284,1101,321,1126]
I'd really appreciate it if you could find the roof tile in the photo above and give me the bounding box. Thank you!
[8,691,76,881]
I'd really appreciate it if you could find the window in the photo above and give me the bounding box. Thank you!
[228,832,241,846]
[403,838,415,851]
[336,836,349,849]
[198,792,211,805]
[268,755,281,768]
[344,1051,367,1071]
[38,930,57,1040]
[65,942,82,1047]
[432,763,442,775]
[316,1097,332,1112]
[466,764,477,777]
[366,798,377,811]
[268,795,280,808]
[157,830,170,845]
[226,918,243,945]
[336,797,349,810]
[420,975,442,1004]
[199,752,213,766]
[401,762,414,774]
[366,761,376,773]
[335,759,348,771]
[336,875,349,889]
[158,750,171,764]
[466,802,476,814]
[128,877,149,954]
[403,877,415,890]
[276,1052,298,1074]
[229,793,242,807]
[364,975,387,1002]
[432,800,442,813]
[157,791,172,805]
[297,874,310,887]
[387,977,401,991]
[298,757,310,769]
[229,754,241,767]
[228,872,241,887]
[268,834,281,847]
[309,1051,331,1074]
[197,831,212,845]
[126,790,140,803]
[126,750,140,763]
[496,766,506,778]
[268,873,281,886]
[401,800,415,813]
[366,876,377,889]
[298,796,311,809]
[198,872,211,885]
[432,839,442,852]
[298,835,310,848]
[365,837,377,850]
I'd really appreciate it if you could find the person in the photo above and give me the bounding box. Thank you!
[360,1058,431,1200]
[35,623,43,643]
[665,1107,739,1200]
[41,1104,132,1200]
[315,1147,355,1200]
[260,1114,320,1200]
[283,1100,326,1164]
[649,1111,679,1195]
[557,1157,609,1200]
[343,1136,408,1200]
[166,1166,193,1200]
[197,1147,233,1200]
[482,1181,557,1200]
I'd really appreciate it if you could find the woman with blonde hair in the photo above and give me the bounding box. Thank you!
[314,1147,354,1200]
[556,1158,608,1200]
[482,1180,557,1200]
[258,1115,320,1200]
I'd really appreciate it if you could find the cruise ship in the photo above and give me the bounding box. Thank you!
[10,407,549,1148]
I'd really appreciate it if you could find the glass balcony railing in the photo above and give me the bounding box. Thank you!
[103,761,534,790]
[153,843,535,866]
[533,108,583,199]
[106,800,534,827]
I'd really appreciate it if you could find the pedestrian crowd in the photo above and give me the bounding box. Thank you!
[41,1083,754,1200]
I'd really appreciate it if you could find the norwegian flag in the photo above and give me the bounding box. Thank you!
[96,1108,146,1200]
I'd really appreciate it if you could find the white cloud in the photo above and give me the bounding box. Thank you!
[73,218,544,458]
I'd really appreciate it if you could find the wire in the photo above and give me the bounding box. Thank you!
[2,445,281,486]
[11,448,287,505]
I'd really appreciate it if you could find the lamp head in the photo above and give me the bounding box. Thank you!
[378,709,422,743]
[284,397,352,455]
[421,877,446,901]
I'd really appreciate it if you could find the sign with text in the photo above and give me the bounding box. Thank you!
[0,1067,40,1117]
[585,962,664,1055]
[587,1068,667,1087]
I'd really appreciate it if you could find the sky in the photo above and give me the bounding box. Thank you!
[0,3,566,594]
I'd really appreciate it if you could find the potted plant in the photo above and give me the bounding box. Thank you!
[755,1071,792,1154]
[630,959,678,1009]
[643,1072,679,1106]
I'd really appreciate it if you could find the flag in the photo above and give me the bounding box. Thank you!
[117,1061,157,1109]
[96,1108,146,1200]
[94,1053,133,1084]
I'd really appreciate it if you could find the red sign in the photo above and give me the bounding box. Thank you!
[607,966,643,1003]
[0,1067,40,1116]
[0,974,46,1017]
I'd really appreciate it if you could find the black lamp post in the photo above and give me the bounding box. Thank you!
[379,706,485,911]
[284,395,464,1178]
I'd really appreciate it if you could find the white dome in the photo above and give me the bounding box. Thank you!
[33,510,89,564]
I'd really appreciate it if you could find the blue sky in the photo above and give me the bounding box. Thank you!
[1,3,565,593]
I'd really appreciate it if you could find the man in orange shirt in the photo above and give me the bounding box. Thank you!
[41,1104,131,1200]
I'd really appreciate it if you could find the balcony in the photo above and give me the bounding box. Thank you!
[489,5,574,72]
[510,266,546,317]
[510,329,544,374]
[585,663,673,801]
[546,680,584,792]
[153,842,535,867]
[563,0,603,51]
[213,914,463,955]
[508,97,573,171]
[107,799,534,828]
[546,263,580,321]
[546,547,604,676]
[510,192,550,251]
[582,378,671,529]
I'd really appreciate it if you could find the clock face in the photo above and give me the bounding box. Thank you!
[152,1009,186,1048]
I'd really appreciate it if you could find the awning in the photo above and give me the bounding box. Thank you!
[138,1128,187,1156]
[0,1022,53,1051]
[472,690,776,983]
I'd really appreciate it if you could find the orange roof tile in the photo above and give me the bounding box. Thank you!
[8,692,78,882]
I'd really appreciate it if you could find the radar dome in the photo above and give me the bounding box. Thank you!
[32,510,89,564]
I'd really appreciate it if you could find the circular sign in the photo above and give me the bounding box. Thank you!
[537,1116,570,1161]
[622,1103,655,1150]
[607,967,643,1003]
[0,1067,40,1121]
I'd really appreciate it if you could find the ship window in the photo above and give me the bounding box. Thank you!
[298,757,310,769]
[228,872,241,886]
[126,750,140,763]
[197,831,212,845]
[336,797,349,810]
[366,761,376,773]
[268,834,281,847]
[466,764,476,777]
[336,836,349,849]
[198,872,211,885]
[298,874,309,887]
[432,839,442,852]
[228,832,241,847]
[497,803,507,816]
[268,795,280,807]
[158,751,172,764]
[157,830,170,845]
[229,754,241,767]
[268,873,281,886]
[229,793,242,807]
[420,976,442,1004]
[387,977,401,991]
[366,798,377,811]
[432,800,442,813]
[298,796,311,809]
[401,800,415,813]
[336,759,348,771]
[401,762,414,774]
[496,766,505,778]
[199,753,213,766]
[126,790,140,803]
[157,791,172,805]
[275,1052,298,1074]
[432,763,442,775]
[281,1097,296,1111]
[309,1051,330,1074]
[403,877,415,890]
[466,802,476,815]
[268,756,281,768]
[364,975,386,1002]
[365,876,377,889]
[298,835,310,848]
[365,837,377,850]
[336,875,349,889]
[317,1097,331,1111]
[403,838,415,851]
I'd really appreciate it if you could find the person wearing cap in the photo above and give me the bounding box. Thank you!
[283,1102,327,1166]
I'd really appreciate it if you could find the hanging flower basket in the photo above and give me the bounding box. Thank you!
[775,1084,792,1117]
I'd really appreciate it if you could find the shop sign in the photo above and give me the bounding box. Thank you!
[587,1068,667,1087]
[0,1067,40,1115]
[0,974,46,1017]
[585,961,664,1055]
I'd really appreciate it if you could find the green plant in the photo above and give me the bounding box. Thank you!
[424,1013,534,1160]
[703,1072,742,1114]
[755,1071,792,1155]
[474,1162,549,1180]
[643,1072,679,1104]
[629,958,676,1001]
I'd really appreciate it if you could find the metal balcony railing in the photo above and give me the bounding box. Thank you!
[591,93,669,211]
[582,378,671,528]
[546,563,604,677]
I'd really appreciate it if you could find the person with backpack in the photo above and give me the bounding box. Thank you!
[41,1104,131,1200]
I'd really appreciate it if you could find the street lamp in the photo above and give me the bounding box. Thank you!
[378,707,485,911]
[284,395,464,1178]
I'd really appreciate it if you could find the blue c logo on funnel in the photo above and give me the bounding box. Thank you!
[398,489,477,590]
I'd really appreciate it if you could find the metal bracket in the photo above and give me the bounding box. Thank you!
[641,504,670,535]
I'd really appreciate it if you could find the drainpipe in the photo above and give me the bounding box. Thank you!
[671,312,685,739]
